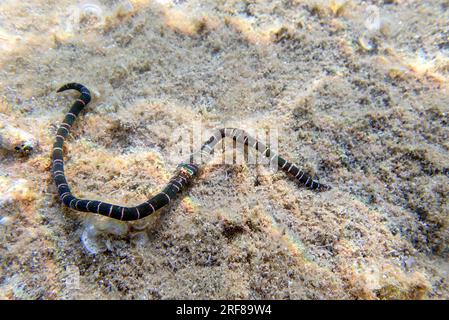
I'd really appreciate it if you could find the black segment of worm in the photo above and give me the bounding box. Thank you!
[52,83,331,221]
[427,166,449,177]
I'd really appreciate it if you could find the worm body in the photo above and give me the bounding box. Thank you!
[52,83,330,221]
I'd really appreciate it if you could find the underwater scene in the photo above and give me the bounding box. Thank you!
[0,0,448,300]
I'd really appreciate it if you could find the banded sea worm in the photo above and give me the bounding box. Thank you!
[52,83,331,221]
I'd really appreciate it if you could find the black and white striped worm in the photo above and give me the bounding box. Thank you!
[427,166,449,177]
[52,83,331,221]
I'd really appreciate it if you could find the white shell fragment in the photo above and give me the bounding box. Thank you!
[81,224,107,255]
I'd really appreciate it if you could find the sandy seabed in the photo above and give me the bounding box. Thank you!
[0,0,448,299]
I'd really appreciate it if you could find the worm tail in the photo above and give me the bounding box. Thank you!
[202,128,331,192]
